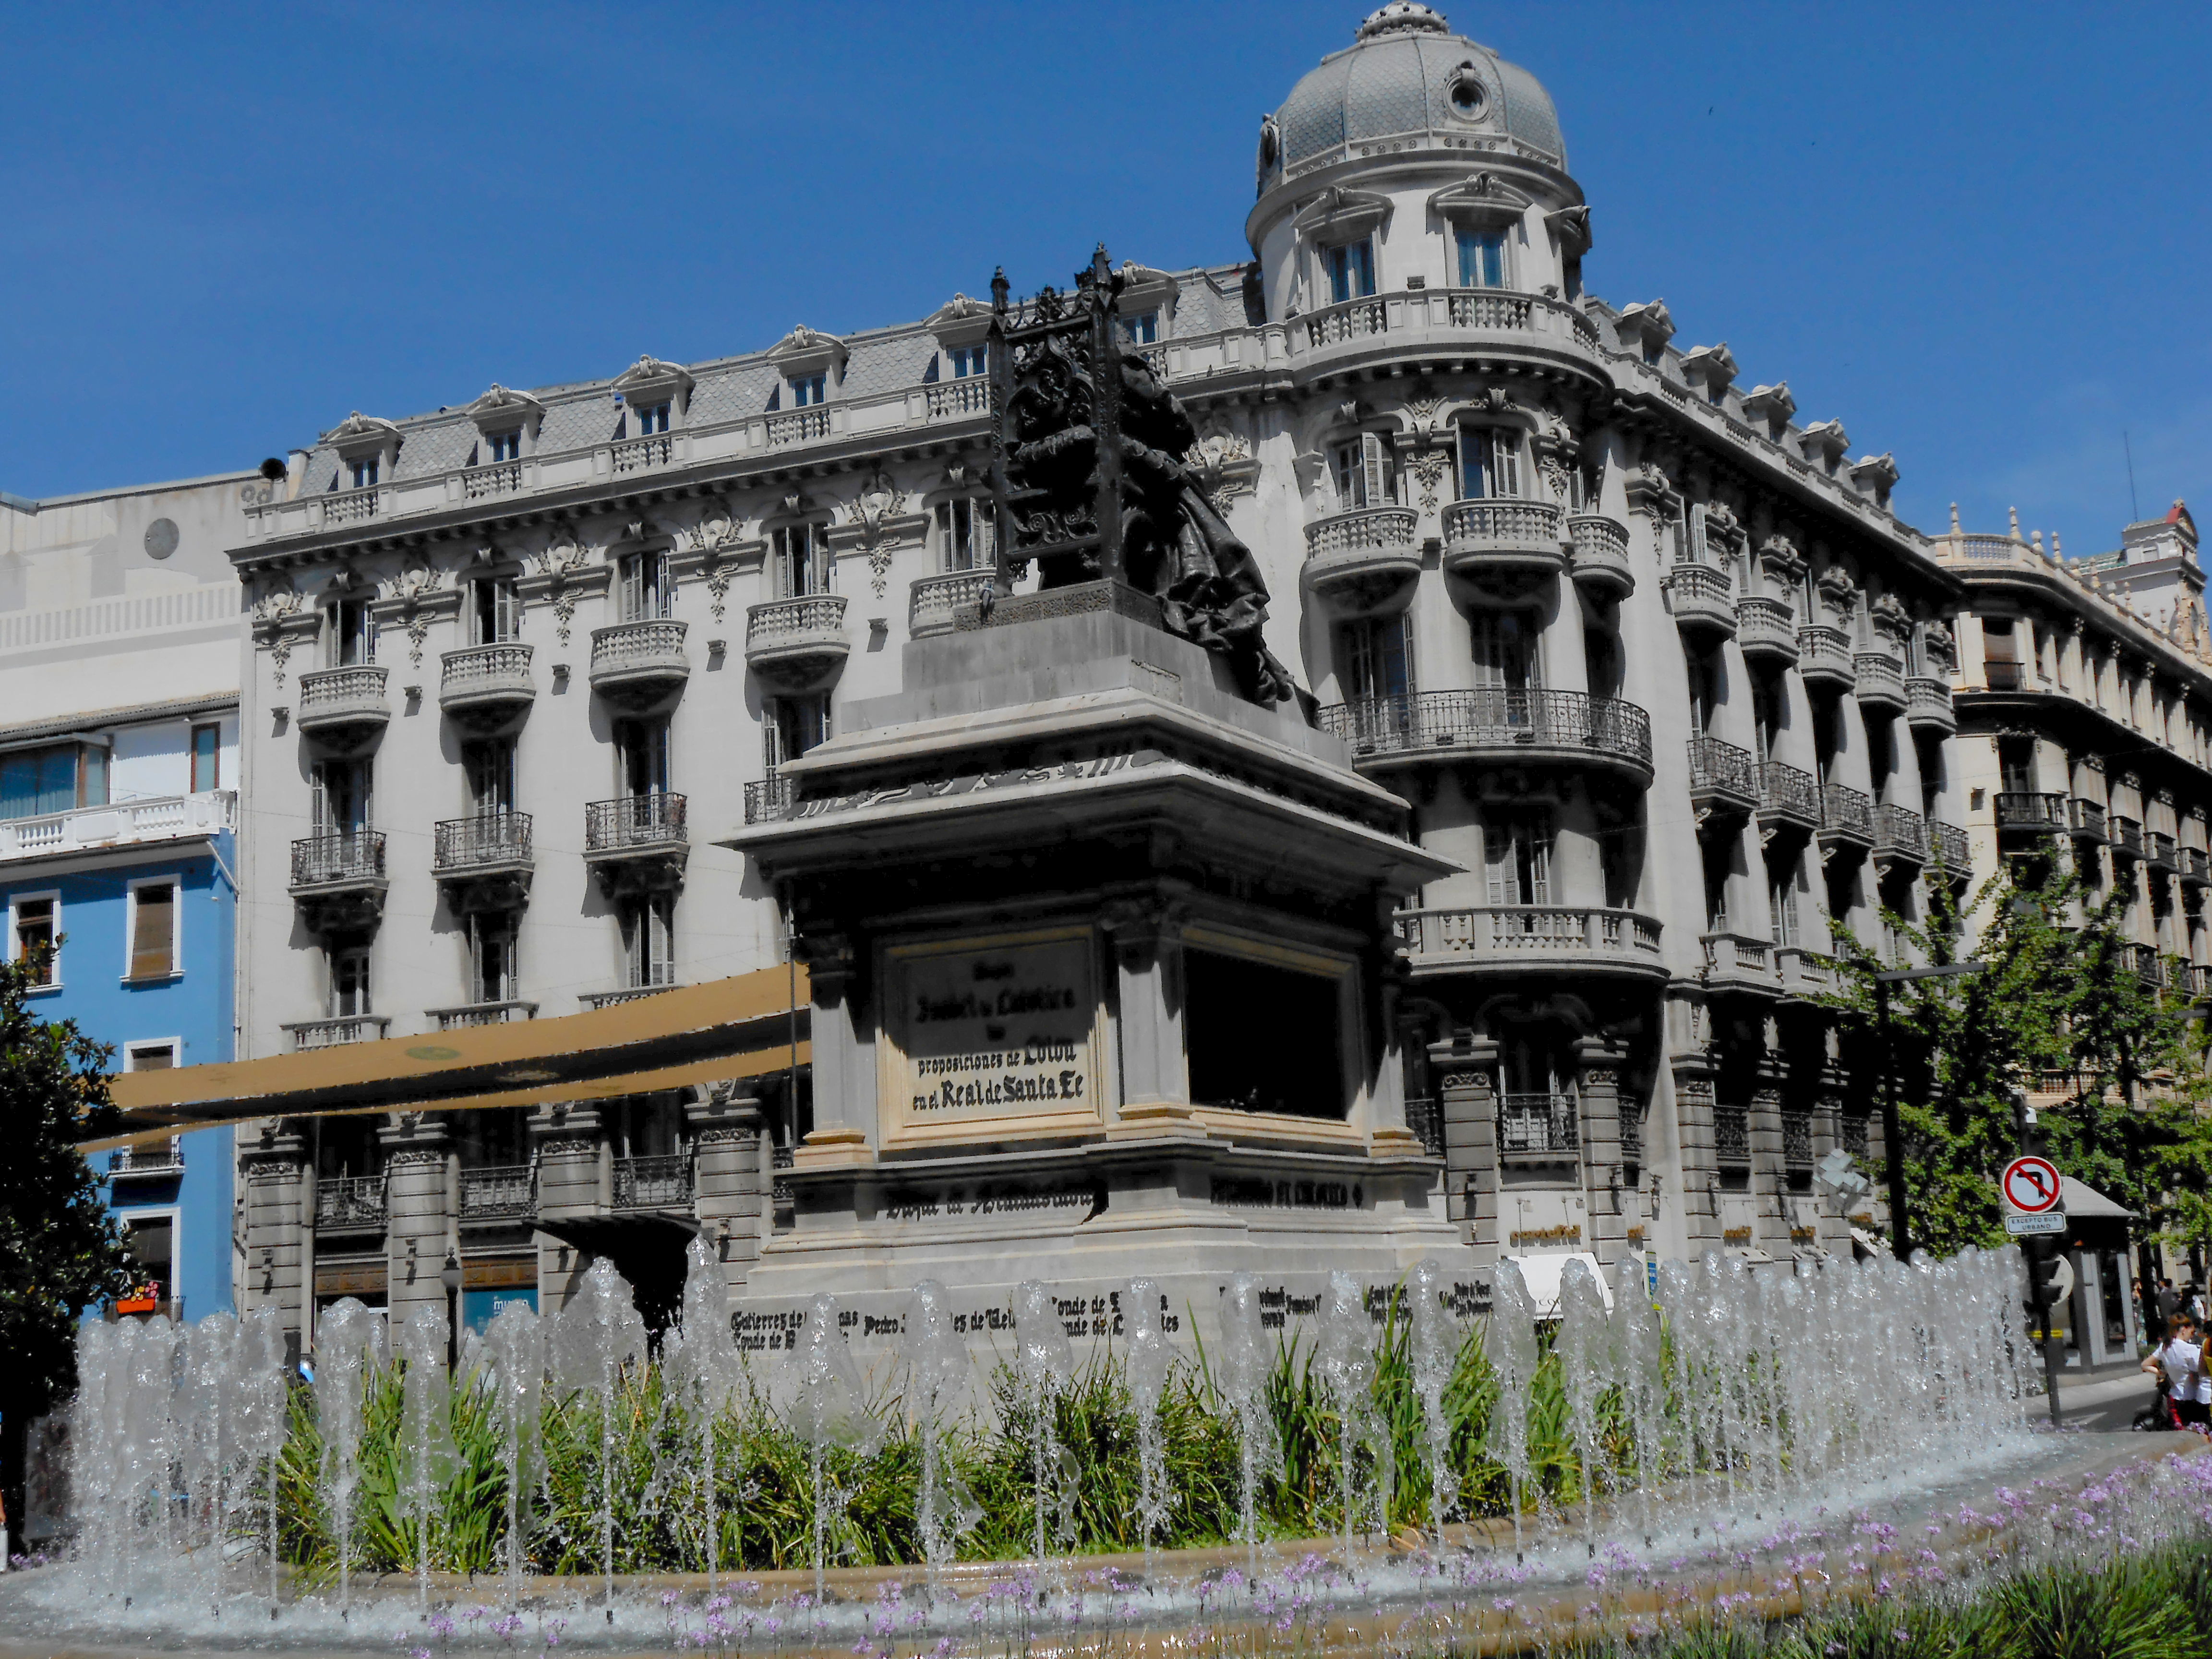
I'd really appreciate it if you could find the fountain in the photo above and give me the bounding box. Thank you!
[8,1243,2131,1659]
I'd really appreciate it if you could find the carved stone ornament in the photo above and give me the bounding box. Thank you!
[1815,563,1860,624]
[1921,620,1957,669]
[1183,422,1259,516]
[382,558,450,667]
[253,579,304,686]
[1404,394,1445,444]
[841,470,910,598]
[530,530,592,645]
[1870,591,1913,644]
[1439,1070,1491,1094]
[1409,449,1452,512]
[1758,533,1806,587]
[537,1136,599,1159]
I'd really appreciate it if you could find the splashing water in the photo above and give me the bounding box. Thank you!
[1408,1256,1463,1547]
[784,1291,875,1602]
[1217,1271,1283,1575]
[1011,1279,1074,1586]
[1121,1276,1174,1565]
[903,1278,980,1587]
[481,1298,544,1605]
[314,1298,385,1607]
[662,1238,743,1587]
[1316,1269,1377,1555]
[395,1305,458,1604]
[1489,1258,1540,1558]
[546,1260,646,1603]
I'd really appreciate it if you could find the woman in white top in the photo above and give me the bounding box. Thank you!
[2143,1311,2212,1431]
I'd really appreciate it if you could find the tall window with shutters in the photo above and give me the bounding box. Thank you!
[616,717,671,799]
[469,914,516,1005]
[1329,434,1399,512]
[331,599,377,666]
[470,576,522,644]
[126,881,178,981]
[1470,609,1541,692]
[622,894,676,989]
[1458,427,1523,499]
[1324,238,1377,303]
[934,497,993,571]
[1483,812,1553,909]
[11,895,57,986]
[1338,613,1415,705]
[1768,865,1800,948]
[465,738,517,816]
[773,522,833,597]
[311,760,372,836]
[1455,227,1507,288]
[329,948,372,1018]
[618,551,673,623]
[764,696,832,774]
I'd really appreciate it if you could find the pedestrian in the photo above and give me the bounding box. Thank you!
[2135,1277,2150,1347]
[2144,1311,2212,1433]
[2158,1278,2183,1332]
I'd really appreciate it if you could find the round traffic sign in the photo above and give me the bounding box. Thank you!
[2002,1155,2062,1213]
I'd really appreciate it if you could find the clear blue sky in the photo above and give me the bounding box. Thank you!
[4,1,2205,556]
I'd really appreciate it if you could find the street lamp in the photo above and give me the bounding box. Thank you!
[440,1249,462,1368]
[1870,960,1986,1261]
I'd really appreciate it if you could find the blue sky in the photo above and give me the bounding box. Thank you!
[3,1,2206,555]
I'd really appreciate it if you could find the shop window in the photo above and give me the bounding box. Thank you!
[1184,947,1345,1118]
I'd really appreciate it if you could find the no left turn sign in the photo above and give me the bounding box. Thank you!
[2002,1155,2063,1214]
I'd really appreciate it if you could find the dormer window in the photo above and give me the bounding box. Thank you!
[1330,434,1398,511]
[789,373,828,408]
[1455,227,1507,289]
[948,344,988,379]
[486,429,521,465]
[1119,312,1159,346]
[633,401,671,435]
[1325,239,1377,304]
[349,457,379,491]
[1460,428,1523,500]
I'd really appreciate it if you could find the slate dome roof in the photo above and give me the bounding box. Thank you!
[1268,4,1565,178]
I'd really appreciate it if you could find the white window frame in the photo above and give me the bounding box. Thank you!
[1458,425,1523,500]
[946,344,988,380]
[1329,433,1398,512]
[329,946,373,1018]
[623,893,676,990]
[1323,237,1377,304]
[485,429,522,465]
[349,457,379,491]
[1120,311,1159,346]
[122,876,182,984]
[10,889,60,988]
[771,522,833,598]
[788,373,828,408]
[123,1038,180,1071]
[933,496,994,572]
[632,399,672,435]
[1454,225,1509,289]
[114,1203,182,1307]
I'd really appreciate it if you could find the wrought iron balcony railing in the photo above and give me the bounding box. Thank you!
[1317,688,1651,769]
[1498,1093,1578,1158]
[433,811,532,871]
[290,831,386,888]
[316,1174,387,1227]
[584,793,687,851]
[612,1153,695,1210]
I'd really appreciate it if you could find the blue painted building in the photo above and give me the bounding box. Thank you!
[2,469,256,1327]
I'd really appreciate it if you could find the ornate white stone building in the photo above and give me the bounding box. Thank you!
[222,2,2139,1341]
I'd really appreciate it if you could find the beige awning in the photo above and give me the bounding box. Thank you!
[86,966,810,1152]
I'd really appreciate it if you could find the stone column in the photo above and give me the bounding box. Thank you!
[532,1102,604,1313]
[793,933,873,1166]
[1430,1036,1499,1262]
[687,1083,767,1299]
[240,1118,309,1358]
[1747,1050,1787,1254]
[1574,1036,1630,1269]
[1813,1059,1853,1257]
[1669,1051,1725,1254]
[380,1112,454,1335]
[1102,895,1199,1138]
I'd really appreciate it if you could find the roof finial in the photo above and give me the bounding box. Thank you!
[2052,531,2063,559]
[1948,502,1961,536]
[2008,505,2022,542]
[2031,530,2045,557]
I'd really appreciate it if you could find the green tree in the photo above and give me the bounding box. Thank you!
[1826,864,2206,1257]
[0,952,133,1561]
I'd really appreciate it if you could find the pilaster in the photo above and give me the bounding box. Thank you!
[1668,1051,1724,1253]
[1747,1051,1787,1254]
[1813,1060,1853,1256]
[1102,893,1198,1136]
[240,1118,308,1352]
[793,932,874,1165]
[1431,1035,1500,1262]
[379,1113,454,1331]
[1573,1036,1630,1268]
[531,1102,605,1312]
[687,1083,768,1300]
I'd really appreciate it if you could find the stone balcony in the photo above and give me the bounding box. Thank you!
[589,620,689,706]
[0,789,234,865]
[2181,847,2211,891]
[1905,676,1956,735]
[1565,514,1633,598]
[1394,904,1665,982]
[1686,735,1758,825]
[1996,792,2066,836]
[439,643,535,728]
[1756,759,1822,839]
[1735,598,1798,668]
[745,595,849,690]
[1874,803,1929,872]
[583,792,687,896]
[431,1000,539,1031]
[1817,781,1875,861]
[1855,651,1907,717]
[458,1161,537,1220]
[314,1171,388,1226]
[1286,287,1607,386]
[1661,562,1735,640]
[909,569,993,637]
[1778,947,1840,1000]
[289,830,387,935]
[924,379,990,420]
[1701,932,1780,997]
[295,666,390,747]
[1440,498,1564,588]
[2067,797,2108,844]
[1797,625,1856,695]
[1303,506,1420,614]
[2152,831,2181,877]
[433,811,534,912]
[287,1016,392,1054]
[1318,687,1652,786]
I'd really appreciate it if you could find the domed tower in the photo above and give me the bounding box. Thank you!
[1249,2,1590,318]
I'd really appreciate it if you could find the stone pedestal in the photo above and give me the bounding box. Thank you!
[380,1113,454,1334]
